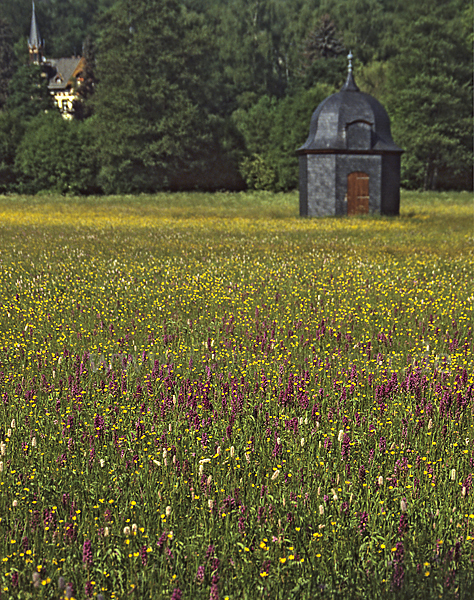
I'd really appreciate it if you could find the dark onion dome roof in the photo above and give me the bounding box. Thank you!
[298,70,402,153]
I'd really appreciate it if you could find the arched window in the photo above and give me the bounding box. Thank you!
[346,120,372,150]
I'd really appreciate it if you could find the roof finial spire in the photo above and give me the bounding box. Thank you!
[341,50,359,92]
[348,51,353,74]
[28,1,43,63]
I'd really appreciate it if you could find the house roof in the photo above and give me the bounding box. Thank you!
[298,68,403,154]
[47,57,85,91]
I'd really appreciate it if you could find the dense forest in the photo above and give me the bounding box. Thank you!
[0,0,472,194]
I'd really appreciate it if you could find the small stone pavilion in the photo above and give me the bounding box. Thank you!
[297,53,403,217]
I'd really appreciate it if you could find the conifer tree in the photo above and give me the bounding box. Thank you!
[93,0,224,193]
[72,35,96,120]
[5,63,54,120]
[0,18,15,110]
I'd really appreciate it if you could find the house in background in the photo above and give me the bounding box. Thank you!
[28,1,85,118]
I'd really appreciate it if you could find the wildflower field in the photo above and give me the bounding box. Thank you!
[0,190,472,600]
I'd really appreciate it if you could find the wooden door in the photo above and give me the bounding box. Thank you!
[347,172,369,215]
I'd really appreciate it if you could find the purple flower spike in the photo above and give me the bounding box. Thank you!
[196,565,205,583]
[82,538,93,568]
[170,588,182,600]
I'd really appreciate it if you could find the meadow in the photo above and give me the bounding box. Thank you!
[0,190,472,599]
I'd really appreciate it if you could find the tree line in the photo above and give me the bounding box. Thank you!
[0,0,472,194]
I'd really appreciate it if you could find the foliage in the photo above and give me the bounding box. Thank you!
[0,111,25,192]
[92,0,241,193]
[318,0,392,64]
[14,111,99,194]
[0,192,472,597]
[72,35,97,121]
[388,72,473,190]
[239,153,277,191]
[0,65,56,192]
[303,14,345,60]
[0,0,116,58]
[382,0,473,190]
[0,17,15,110]
[0,0,472,192]
[4,63,55,120]
[234,84,334,191]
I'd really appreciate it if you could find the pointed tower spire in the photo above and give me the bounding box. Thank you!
[28,1,43,64]
[341,50,359,92]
